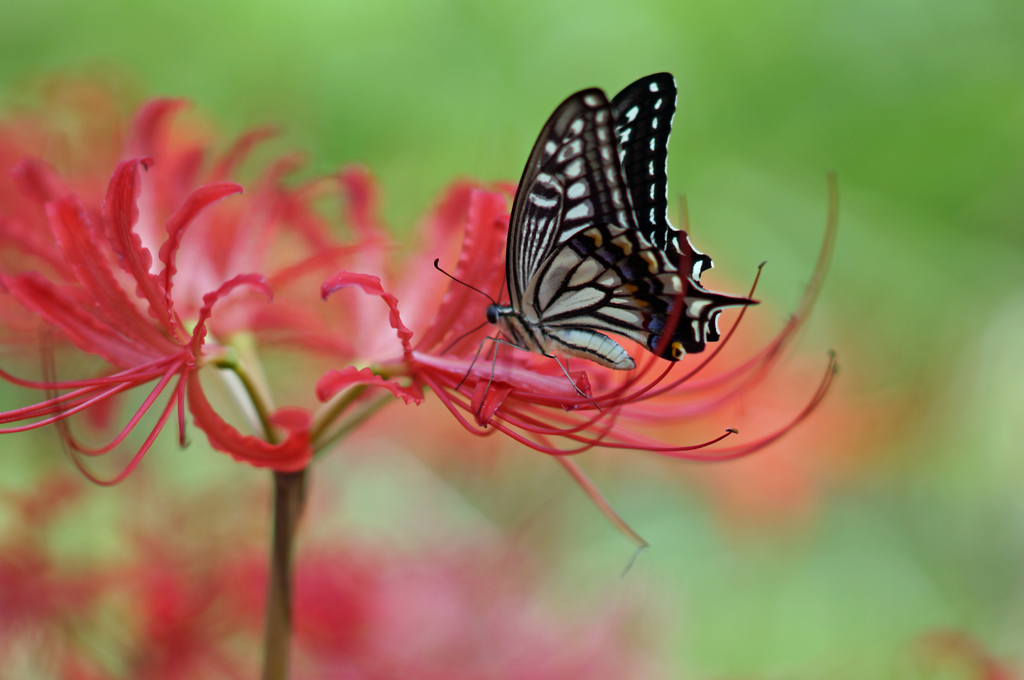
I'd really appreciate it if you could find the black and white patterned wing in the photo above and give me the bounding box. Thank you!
[610,73,713,280]
[527,222,752,360]
[506,89,634,311]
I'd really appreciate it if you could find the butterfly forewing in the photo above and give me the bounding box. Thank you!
[507,89,635,310]
[610,73,713,280]
[495,73,755,369]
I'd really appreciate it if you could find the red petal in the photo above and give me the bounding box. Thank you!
[0,215,66,271]
[129,99,188,158]
[412,352,582,400]
[210,126,278,181]
[339,165,387,240]
[187,375,312,472]
[414,189,508,353]
[103,159,176,336]
[1,273,164,368]
[46,195,178,353]
[421,182,475,246]
[189,274,273,356]
[321,272,413,359]
[471,381,512,426]
[158,181,244,338]
[10,158,68,204]
[316,366,422,405]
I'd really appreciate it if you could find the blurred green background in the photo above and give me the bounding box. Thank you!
[1,0,1023,677]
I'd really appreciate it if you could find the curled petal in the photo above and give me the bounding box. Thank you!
[421,182,475,246]
[46,195,175,352]
[321,272,413,359]
[188,375,312,472]
[210,126,279,181]
[316,366,422,405]
[1,272,163,368]
[103,158,176,335]
[414,189,508,353]
[159,181,244,338]
[189,274,273,356]
[129,98,188,158]
[339,165,387,240]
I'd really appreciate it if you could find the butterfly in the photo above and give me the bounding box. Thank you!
[485,73,753,371]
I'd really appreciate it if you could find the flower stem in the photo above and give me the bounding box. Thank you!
[262,468,308,680]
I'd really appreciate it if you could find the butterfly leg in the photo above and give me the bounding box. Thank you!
[475,336,531,421]
[454,335,496,393]
[547,354,592,401]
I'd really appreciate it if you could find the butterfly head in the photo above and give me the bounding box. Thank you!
[486,304,500,325]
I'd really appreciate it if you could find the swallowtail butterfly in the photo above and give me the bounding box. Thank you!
[486,73,753,370]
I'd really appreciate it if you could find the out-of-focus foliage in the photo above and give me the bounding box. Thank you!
[0,0,1022,678]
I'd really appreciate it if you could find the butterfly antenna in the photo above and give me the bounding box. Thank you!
[433,259,497,305]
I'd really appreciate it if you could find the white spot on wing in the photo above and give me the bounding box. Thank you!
[649,82,659,92]
[568,118,584,136]
[687,298,712,317]
[649,138,656,151]
[651,117,658,129]
[556,139,583,162]
[567,181,588,199]
[565,202,594,221]
[595,109,608,124]
[584,94,601,107]
[654,98,662,110]
[648,161,655,176]
[565,159,583,179]
[558,224,589,242]
[626,106,639,122]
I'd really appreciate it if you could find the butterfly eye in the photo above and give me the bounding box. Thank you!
[486,306,499,325]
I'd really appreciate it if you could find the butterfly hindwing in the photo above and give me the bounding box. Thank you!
[507,89,635,310]
[527,223,747,359]
[610,73,713,280]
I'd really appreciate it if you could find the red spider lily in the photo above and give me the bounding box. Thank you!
[317,169,837,466]
[0,93,368,481]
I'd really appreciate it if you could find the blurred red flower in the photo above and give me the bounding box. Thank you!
[0,88,377,479]
[0,476,662,680]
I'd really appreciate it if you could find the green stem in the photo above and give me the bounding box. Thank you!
[313,394,393,454]
[215,359,278,444]
[309,384,367,443]
[261,468,308,680]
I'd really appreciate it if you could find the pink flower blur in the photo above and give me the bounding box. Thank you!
[0,86,377,479]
